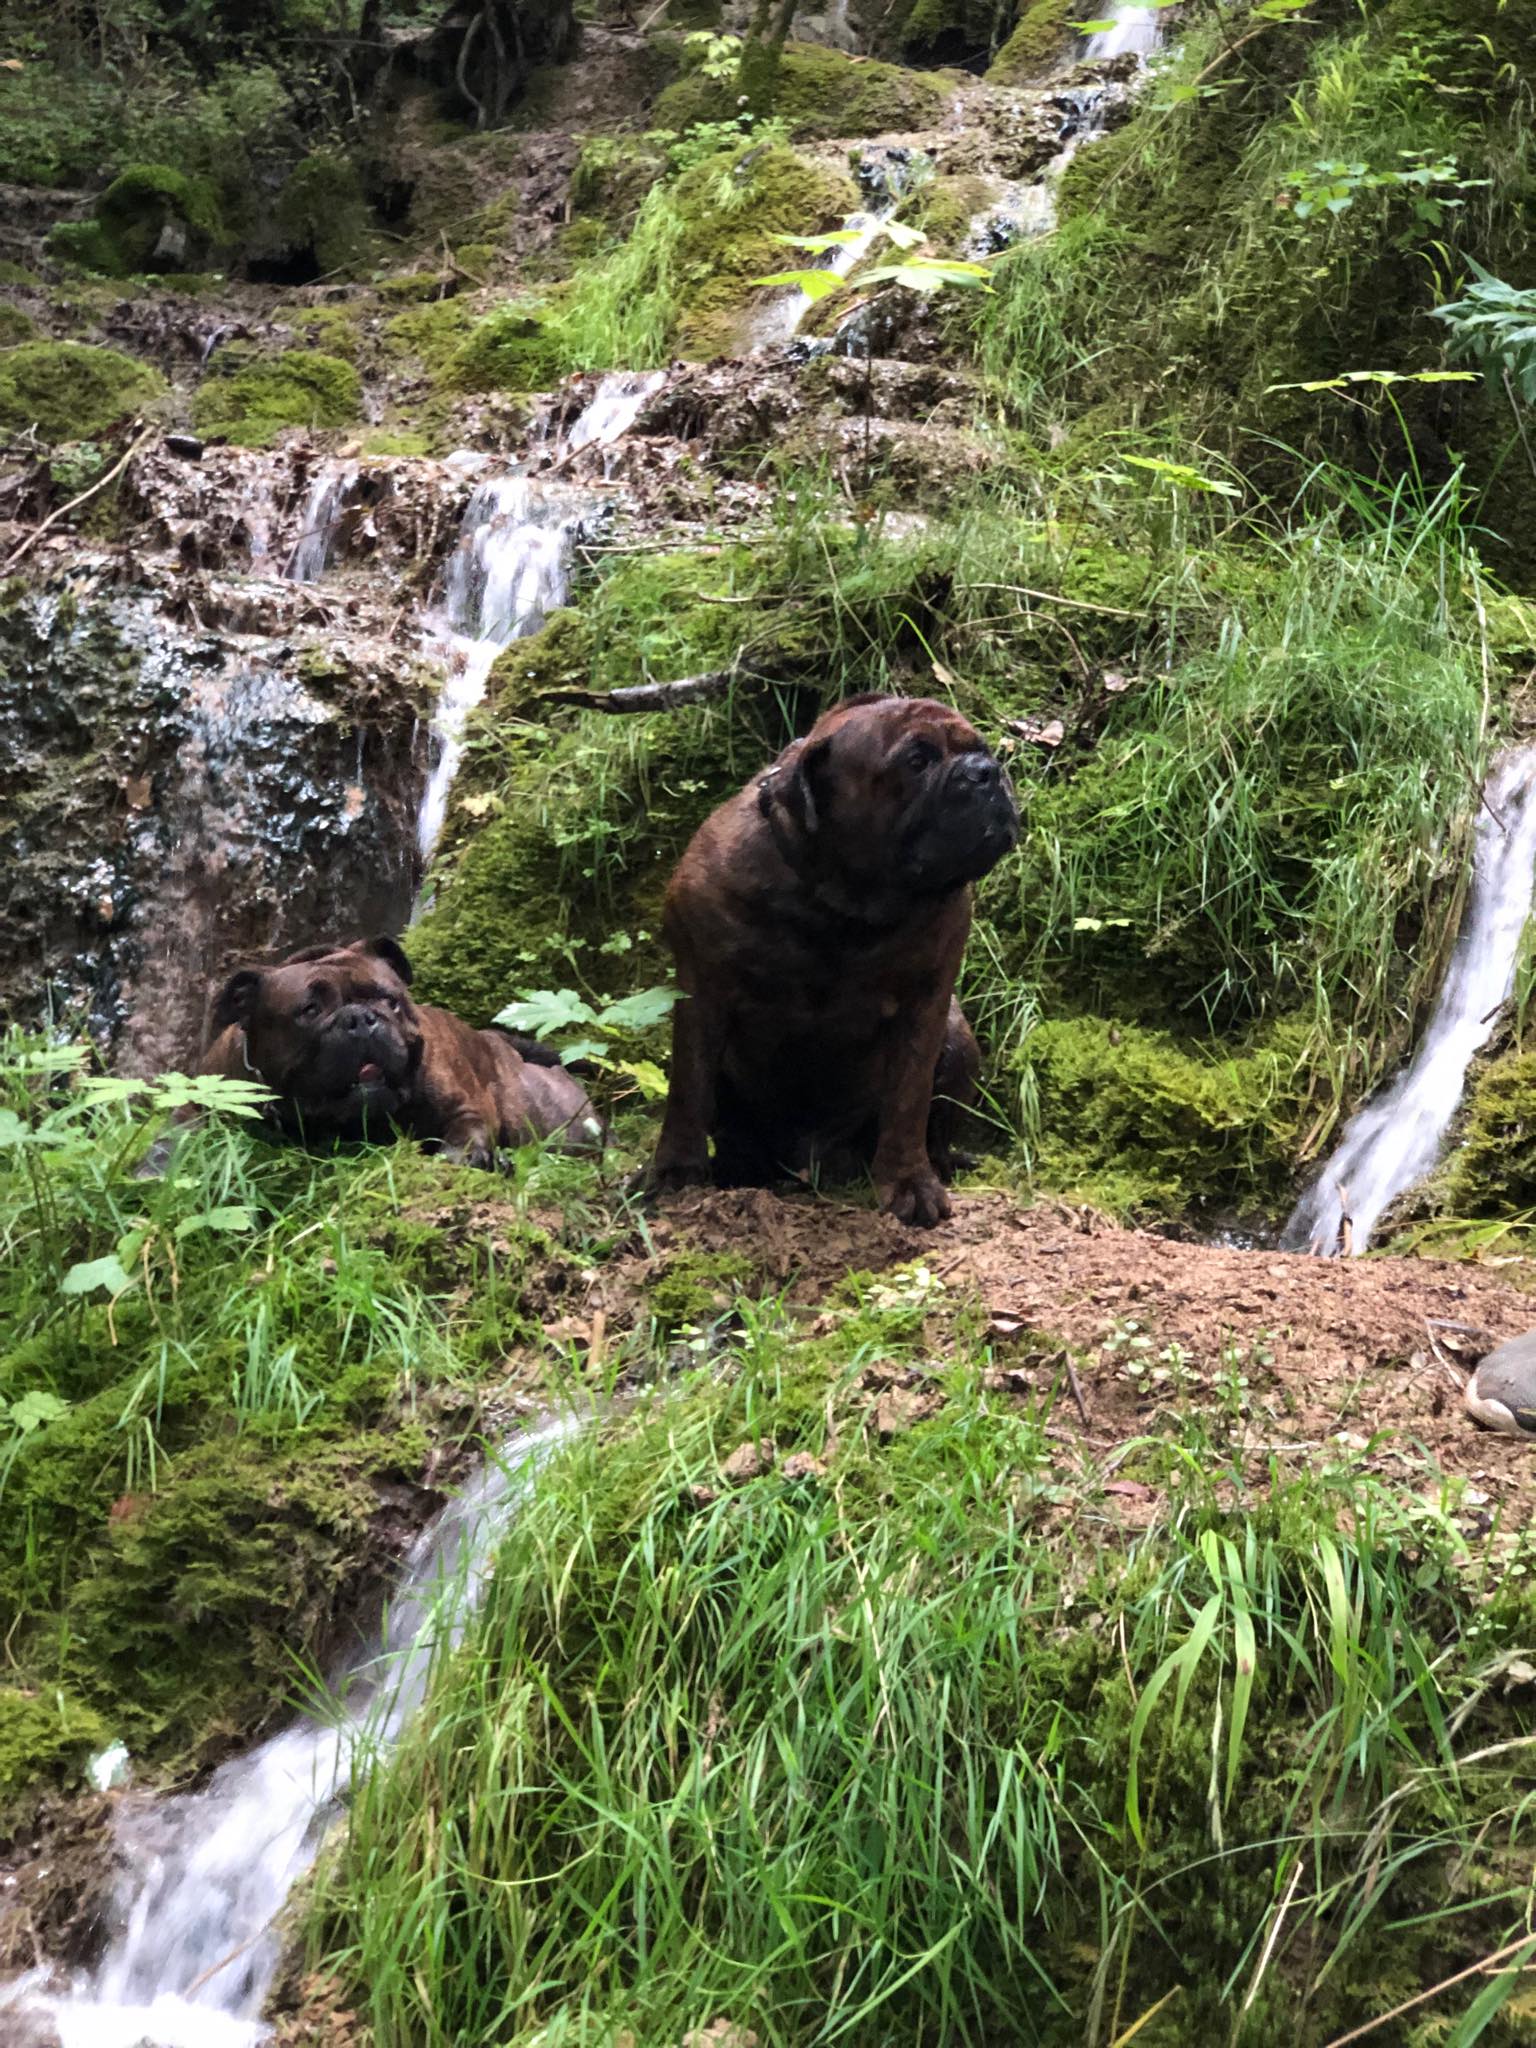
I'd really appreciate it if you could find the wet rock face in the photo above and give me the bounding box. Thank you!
[1,581,429,1074]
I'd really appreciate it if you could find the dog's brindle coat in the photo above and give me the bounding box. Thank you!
[202,937,600,1166]
[652,695,1019,1225]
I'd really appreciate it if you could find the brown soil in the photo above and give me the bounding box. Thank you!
[643,1185,1536,1518]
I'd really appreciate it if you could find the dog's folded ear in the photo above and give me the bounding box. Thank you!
[208,966,263,1040]
[759,734,833,846]
[364,935,414,985]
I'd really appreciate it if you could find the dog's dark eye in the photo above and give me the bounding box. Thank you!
[297,995,321,1019]
[906,740,940,771]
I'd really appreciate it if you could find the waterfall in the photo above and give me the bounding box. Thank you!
[3,1418,579,2048]
[743,207,898,352]
[415,474,590,864]
[1084,2,1164,59]
[1283,748,1536,1257]
[560,369,666,458]
[286,464,358,583]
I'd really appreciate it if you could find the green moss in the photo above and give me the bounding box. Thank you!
[285,305,366,359]
[100,165,226,275]
[0,263,41,288]
[452,241,498,275]
[1020,1015,1311,1219]
[569,135,668,227]
[193,347,361,447]
[446,305,568,395]
[985,0,1076,82]
[1446,1048,1536,1215]
[912,172,993,250]
[488,609,593,698]
[648,1250,756,1330]
[899,0,1002,65]
[0,342,165,443]
[0,304,37,346]
[0,1685,112,1825]
[273,150,373,276]
[653,45,951,143]
[376,270,453,303]
[361,428,431,456]
[383,298,478,373]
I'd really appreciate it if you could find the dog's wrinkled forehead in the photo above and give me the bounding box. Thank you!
[267,944,410,1009]
[819,695,984,770]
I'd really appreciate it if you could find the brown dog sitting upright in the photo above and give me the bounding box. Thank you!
[651,694,1019,1225]
[202,937,602,1166]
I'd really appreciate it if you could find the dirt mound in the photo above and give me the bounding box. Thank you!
[653,1185,1536,1515]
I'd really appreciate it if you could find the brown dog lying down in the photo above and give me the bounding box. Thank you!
[201,937,602,1167]
[651,694,1019,1226]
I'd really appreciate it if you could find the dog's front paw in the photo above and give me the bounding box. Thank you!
[877,1169,953,1228]
[646,1154,714,1198]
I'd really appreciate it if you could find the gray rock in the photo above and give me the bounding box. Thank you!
[1465,1331,1536,1434]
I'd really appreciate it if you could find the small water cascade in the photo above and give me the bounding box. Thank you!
[415,472,593,864]
[3,1418,579,2048]
[285,463,358,582]
[559,368,666,460]
[1083,1,1164,59]
[1284,749,1536,1257]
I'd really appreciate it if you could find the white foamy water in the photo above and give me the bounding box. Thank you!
[414,369,666,863]
[415,473,589,863]
[286,464,358,583]
[1084,2,1162,59]
[561,369,665,458]
[2,1418,579,2048]
[1284,749,1536,1256]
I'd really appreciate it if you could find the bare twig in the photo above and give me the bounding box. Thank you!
[531,666,747,713]
[1064,1359,1092,1428]
[2,421,158,576]
[957,581,1149,620]
[1322,1934,1536,2048]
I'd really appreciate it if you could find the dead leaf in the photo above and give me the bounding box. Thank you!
[1005,716,1065,748]
[931,657,958,689]
[1101,670,1135,693]
[722,1437,775,1483]
[780,1451,827,1481]
[872,1388,944,1439]
[458,790,498,818]
[987,1312,1028,1342]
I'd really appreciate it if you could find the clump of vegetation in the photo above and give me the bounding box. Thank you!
[1017,1013,1310,1218]
[653,41,951,142]
[1446,1046,1536,1215]
[0,1685,111,1820]
[310,1332,1536,2044]
[51,165,227,278]
[0,1038,603,1805]
[985,0,1077,83]
[193,347,362,445]
[271,148,374,276]
[0,342,165,442]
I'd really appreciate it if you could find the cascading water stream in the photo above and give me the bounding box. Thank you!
[415,472,592,866]
[2,1417,580,2048]
[1283,748,1536,1256]
[285,464,358,583]
[1083,1,1163,59]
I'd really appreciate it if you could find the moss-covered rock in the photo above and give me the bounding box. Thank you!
[49,165,227,278]
[653,44,952,143]
[1446,1048,1536,1215]
[0,341,165,443]
[271,150,374,276]
[985,0,1076,83]
[193,347,362,446]
[569,135,669,228]
[446,305,569,395]
[0,1686,112,1827]
[0,303,37,346]
[1020,1015,1310,1219]
[900,0,1008,67]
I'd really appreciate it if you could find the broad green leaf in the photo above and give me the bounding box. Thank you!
[495,989,600,1036]
[559,1035,611,1063]
[852,258,993,294]
[151,1072,273,1116]
[1072,16,1119,29]
[6,1391,69,1434]
[770,229,867,250]
[76,1076,150,1105]
[175,1205,256,1240]
[596,986,679,1033]
[1122,454,1241,497]
[60,1254,135,1299]
[883,218,927,249]
[612,1058,670,1100]
[750,268,848,301]
[0,1108,30,1148]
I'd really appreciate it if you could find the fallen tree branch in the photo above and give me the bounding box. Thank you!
[2,420,158,576]
[531,667,746,713]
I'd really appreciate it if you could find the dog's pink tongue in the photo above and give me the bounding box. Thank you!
[359,1061,383,1084]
